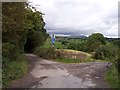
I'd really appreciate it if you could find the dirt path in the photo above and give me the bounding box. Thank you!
[10,54,110,88]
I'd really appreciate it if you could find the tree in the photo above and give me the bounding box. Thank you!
[2,2,49,87]
[2,2,26,59]
[24,31,46,52]
[24,7,49,52]
[93,44,118,60]
[2,2,27,87]
[86,33,106,52]
[67,40,87,51]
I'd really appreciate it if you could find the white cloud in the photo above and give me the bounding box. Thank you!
[29,0,119,37]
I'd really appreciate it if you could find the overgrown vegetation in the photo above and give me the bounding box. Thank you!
[52,58,94,63]
[2,2,48,87]
[2,55,28,87]
[43,33,106,53]
[2,3,27,87]
[67,40,87,51]
[41,33,119,88]
[35,47,94,63]
[24,7,48,52]
[2,2,119,88]
[93,43,118,60]
[105,64,119,88]
[86,33,106,52]
[34,47,57,59]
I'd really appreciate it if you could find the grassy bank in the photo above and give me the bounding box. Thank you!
[35,47,101,63]
[105,64,119,88]
[53,49,93,63]
[52,57,94,63]
[2,54,28,87]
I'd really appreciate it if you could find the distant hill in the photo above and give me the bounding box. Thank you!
[68,35,87,39]
[56,35,87,39]
[106,37,120,41]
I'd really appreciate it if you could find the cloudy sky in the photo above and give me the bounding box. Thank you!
[29,0,119,38]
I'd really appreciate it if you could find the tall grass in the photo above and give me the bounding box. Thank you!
[105,64,119,88]
[52,57,94,63]
[35,47,95,63]
[2,54,28,87]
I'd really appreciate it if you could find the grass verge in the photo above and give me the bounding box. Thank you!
[51,57,94,63]
[105,64,119,88]
[51,57,109,64]
[2,54,28,87]
[35,47,108,64]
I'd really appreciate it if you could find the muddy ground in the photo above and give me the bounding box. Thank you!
[10,54,110,88]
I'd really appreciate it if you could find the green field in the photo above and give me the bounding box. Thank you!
[43,38,65,49]
[43,37,85,50]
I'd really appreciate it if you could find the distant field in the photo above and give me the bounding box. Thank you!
[43,38,65,49]
[38,38,111,64]
[43,37,85,49]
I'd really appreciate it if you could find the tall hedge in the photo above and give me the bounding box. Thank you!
[2,2,48,87]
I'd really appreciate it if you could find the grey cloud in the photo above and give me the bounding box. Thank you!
[30,0,119,37]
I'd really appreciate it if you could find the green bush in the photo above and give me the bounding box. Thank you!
[67,40,87,51]
[105,65,119,88]
[86,33,106,52]
[2,2,48,88]
[2,54,28,87]
[24,31,46,53]
[2,42,21,60]
[61,40,68,45]
[34,47,57,59]
[93,44,118,60]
